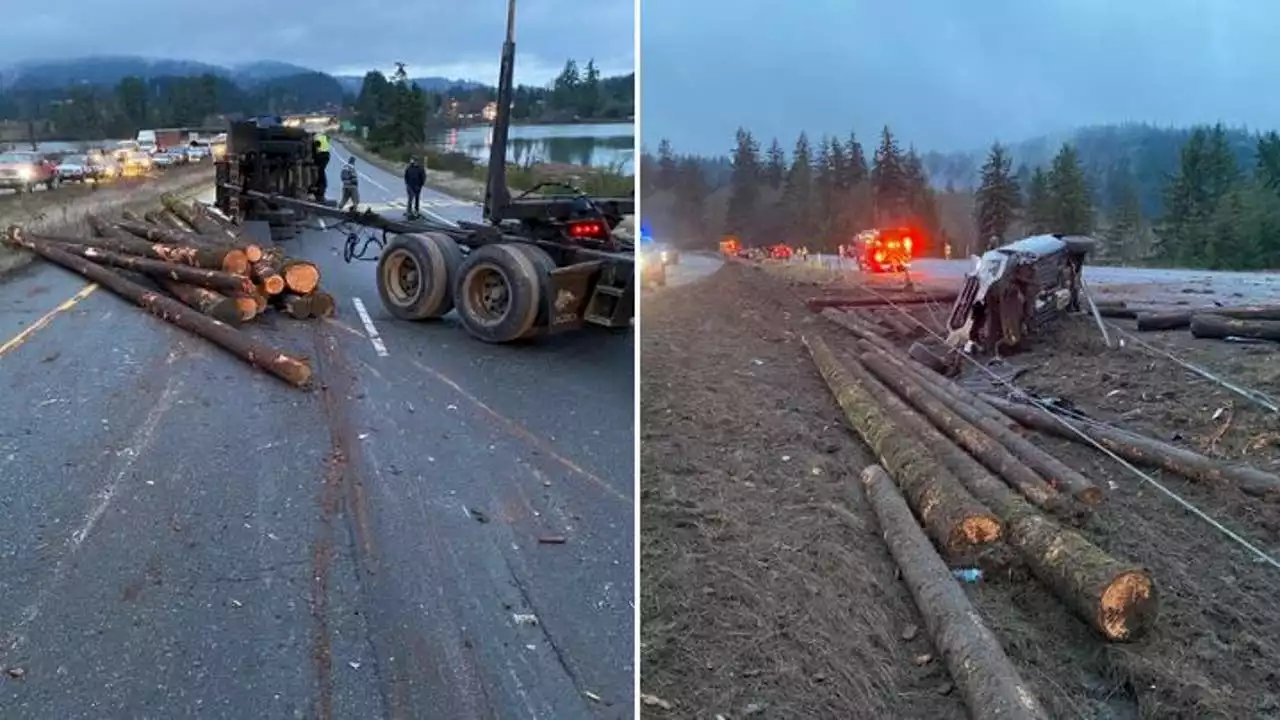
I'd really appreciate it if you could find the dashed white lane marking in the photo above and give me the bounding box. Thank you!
[352,297,390,357]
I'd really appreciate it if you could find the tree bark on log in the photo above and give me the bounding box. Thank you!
[159,209,196,232]
[1135,311,1192,331]
[4,227,311,387]
[804,334,1002,554]
[848,365,1156,640]
[274,293,313,319]
[1190,314,1280,342]
[114,220,250,275]
[1210,305,1280,321]
[861,350,1103,505]
[980,394,1280,499]
[821,308,901,354]
[29,238,254,295]
[806,293,958,312]
[34,228,240,274]
[858,465,1050,719]
[1097,306,1137,319]
[161,194,263,262]
[158,279,242,325]
[853,351,1063,510]
[309,291,336,318]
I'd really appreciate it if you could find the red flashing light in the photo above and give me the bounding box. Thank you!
[902,236,913,253]
[567,220,607,239]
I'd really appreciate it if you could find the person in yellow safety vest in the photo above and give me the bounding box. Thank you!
[313,133,332,201]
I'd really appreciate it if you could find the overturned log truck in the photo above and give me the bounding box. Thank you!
[213,0,634,345]
[944,234,1096,356]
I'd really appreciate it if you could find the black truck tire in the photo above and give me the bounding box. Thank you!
[377,232,463,320]
[508,243,557,337]
[453,244,542,343]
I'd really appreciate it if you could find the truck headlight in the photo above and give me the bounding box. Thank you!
[659,251,669,264]
[18,167,32,179]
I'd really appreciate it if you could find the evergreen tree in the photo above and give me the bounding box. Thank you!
[781,132,814,242]
[655,139,678,190]
[870,125,907,223]
[844,131,868,187]
[1046,143,1093,234]
[725,128,762,240]
[973,142,1021,245]
[1025,167,1053,234]
[764,139,786,189]
[673,157,709,238]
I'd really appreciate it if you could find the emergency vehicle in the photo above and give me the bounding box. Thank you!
[845,227,918,273]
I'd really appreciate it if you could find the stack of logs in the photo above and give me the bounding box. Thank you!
[1096,300,1280,343]
[808,307,1280,716]
[1,194,330,388]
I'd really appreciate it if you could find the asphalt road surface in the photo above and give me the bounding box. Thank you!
[659,254,723,289]
[0,140,635,719]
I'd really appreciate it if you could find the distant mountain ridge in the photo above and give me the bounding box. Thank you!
[0,56,486,93]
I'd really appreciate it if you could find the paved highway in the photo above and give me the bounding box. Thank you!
[0,140,635,719]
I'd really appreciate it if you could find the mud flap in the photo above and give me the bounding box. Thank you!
[543,260,602,333]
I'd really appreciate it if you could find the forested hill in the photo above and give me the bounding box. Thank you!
[920,123,1259,218]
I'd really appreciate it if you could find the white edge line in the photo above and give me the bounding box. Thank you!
[351,297,390,357]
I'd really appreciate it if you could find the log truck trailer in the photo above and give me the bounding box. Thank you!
[213,0,634,344]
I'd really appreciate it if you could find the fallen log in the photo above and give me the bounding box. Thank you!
[980,395,1280,499]
[274,293,313,319]
[1210,305,1280,321]
[853,350,1063,509]
[229,295,261,322]
[1190,314,1280,342]
[821,308,901,354]
[1135,311,1191,331]
[806,292,958,312]
[4,227,310,387]
[162,195,263,262]
[804,334,1002,554]
[861,350,1102,505]
[858,465,1050,719]
[282,259,321,294]
[114,220,250,275]
[1096,306,1137,319]
[159,209,196,232]
[35,227,242,274]
[250,251,286,296]
[158,279,242,325]
[310,291,336,318]
[23,237,253,295]
[849,368,1156,640]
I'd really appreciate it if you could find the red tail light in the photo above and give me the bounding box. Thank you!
[567,220,607,239]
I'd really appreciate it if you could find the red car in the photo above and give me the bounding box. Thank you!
[0,151,59,193]
[769,244,793,260]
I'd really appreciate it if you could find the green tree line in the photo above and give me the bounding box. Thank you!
[642,125,941,253]
[644,123,1280,270]
[0,72,350,140]
[0,57,633,142]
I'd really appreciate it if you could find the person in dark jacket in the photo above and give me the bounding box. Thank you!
[403,157,426,217]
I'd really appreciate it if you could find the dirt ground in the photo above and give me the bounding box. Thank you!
[640,262,1280,719]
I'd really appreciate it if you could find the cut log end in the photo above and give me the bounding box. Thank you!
[958,515,1003,546]
[243,244,264,263]
[283,262,321,294]
[1099,571,1158,642]
[221,249,249,275]
[232,296,259,321]
[1075,486,1104,506]
[261,275,286,295]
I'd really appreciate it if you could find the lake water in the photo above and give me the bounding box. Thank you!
[428,122,634,174]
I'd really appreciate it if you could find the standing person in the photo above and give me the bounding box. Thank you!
[403,156,426,218]
[339,156,360,212]
[313,132,331,201]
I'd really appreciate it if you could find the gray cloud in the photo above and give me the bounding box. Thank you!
[0,0,634,84]
[641,0,1280,155]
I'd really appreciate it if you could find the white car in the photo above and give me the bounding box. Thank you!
[56,155,90,183]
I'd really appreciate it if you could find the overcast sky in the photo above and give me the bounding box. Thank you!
[642,0,1280,157]
[0,0,634,85]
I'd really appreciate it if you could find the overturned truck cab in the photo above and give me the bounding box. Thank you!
[944,234,1095,355]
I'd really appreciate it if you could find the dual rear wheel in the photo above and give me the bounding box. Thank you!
[376,233,552,343]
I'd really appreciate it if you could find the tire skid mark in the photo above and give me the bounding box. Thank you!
[311,323,388,719]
